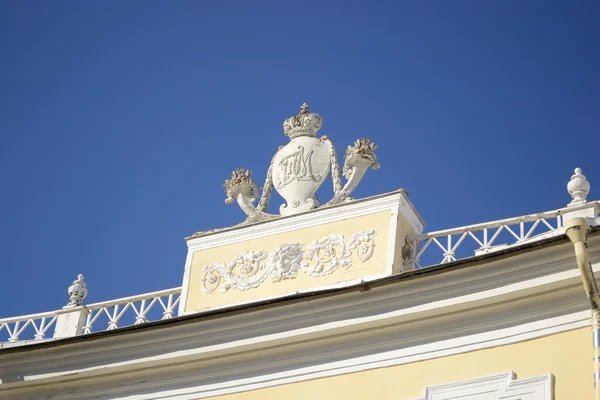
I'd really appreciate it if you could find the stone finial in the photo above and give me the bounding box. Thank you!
[567,167,590,206]
[219,103,379,225]
[64,274,88,309]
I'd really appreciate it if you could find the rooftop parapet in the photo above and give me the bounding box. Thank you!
[180,104,422,314]
[0,111,597,349]
[410,168,598,268]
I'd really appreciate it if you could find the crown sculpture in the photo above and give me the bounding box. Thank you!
[224,103,380,224]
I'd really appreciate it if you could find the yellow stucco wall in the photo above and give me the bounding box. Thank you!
[184,210,395,312]
[207,327,591,399]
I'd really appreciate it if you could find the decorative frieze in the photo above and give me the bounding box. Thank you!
[201,230,376,293]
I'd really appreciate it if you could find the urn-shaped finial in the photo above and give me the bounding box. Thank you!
[64,274,88,308]
[215,102,380,225]
[567,167,590,206]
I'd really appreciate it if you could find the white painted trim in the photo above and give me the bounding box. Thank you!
[177,315,575,399]
[186,190,421,251]
[86,287,181,309]
[386,203,399,274]
[413,371,552,400]
[0,310,56,325]
[177,249,195,317]
[42,312,581,400]
[2,240,597,399]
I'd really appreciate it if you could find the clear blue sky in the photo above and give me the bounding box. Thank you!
[0,1,598,318]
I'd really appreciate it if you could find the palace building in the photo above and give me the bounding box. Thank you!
[1,105,599,400]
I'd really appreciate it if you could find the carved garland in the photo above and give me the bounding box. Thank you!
[201,230,377,293]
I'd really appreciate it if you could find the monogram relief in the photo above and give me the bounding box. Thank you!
[277,145,322,189]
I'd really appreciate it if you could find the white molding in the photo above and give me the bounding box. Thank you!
[186,190,422,252]
[177,248,195,317]
[85,287,181,309]
[2,312,577,400]
[143,317,570,399]
[386,203,399,274]
[1,239,598,399]
[414,371,553,400]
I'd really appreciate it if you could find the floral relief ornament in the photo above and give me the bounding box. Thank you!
[201,230,377,293]
[202,251,268,293]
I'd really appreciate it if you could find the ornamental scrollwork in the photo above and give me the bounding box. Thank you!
[222,103,380,223]
[202,250,268,293]
[201,230,377,293]
[303,234,351,277]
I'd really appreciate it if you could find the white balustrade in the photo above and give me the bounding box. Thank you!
[83,288,181,334]
[0,287,181,345]
[1,168,596,345]
[2,201,597,344]
[409,202,599,269]
[0,311,58,344]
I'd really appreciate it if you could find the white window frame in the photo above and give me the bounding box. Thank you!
[414,371,553,400]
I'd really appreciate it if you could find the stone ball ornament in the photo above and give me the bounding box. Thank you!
[222,103,380,225]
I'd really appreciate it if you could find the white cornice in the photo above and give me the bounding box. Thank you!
[186,190,423,251]
[0,236,597,399]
